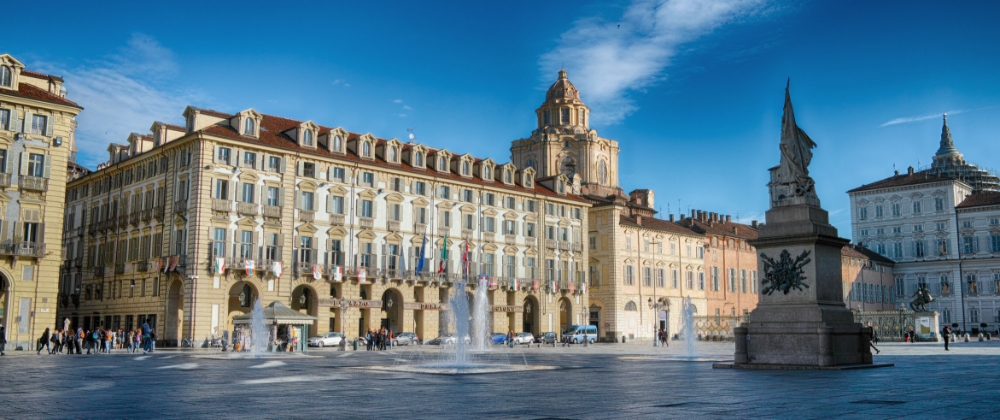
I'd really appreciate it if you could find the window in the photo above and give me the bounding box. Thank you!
[238,230,254,259]
[503,220,515,235]
[440,210,451,227]
[504,170,512,184]
[698,272,705,290]
[561,108,570,124]
[935,197,944,212]
[214,179,229,200]
[656,269,666,287]
[0,109,8,130]
[217,147,231,165]
[414,152,423,167]
[438,156,447,171]
[483,166,492,180]
[266,187,279,207]
[891,203,901,217]
[624,265,635,285]
[543,110,551,126]
[27,153,45,177]
[302,162,316,178]
[859,207,867,220]
[644,239,650,252]
[962,220,972,228]
[361,200,373,218]
[461,161,469,176]
[625,235,632,250]
[416,207,427,224]
[242,152,256,168]
[332,167,345,182]
[740,270,748,293]
[895,277,905,296]
[330,196,344,214]
[464,214,474,231]
[686,271,694,289]
[485,217,495,233]
[0,66,10,87]
[361,172,374,186]
[991,234,1000,252]
[963,236,979,254]
[912,201,921,214]
[642,267,652,286]
[936,222,946,231]
[414,181,426,195]
[361,141,371,157]
[970,308,979,323]
[240,183,254,203]
[913,224,922,232]
[388,146,397,162]
[711,267,720,291]
[875,242,885,255]
[268,156,281,172]
[526,200,537,212]
[892,227,902,234]
[483,254,495,276]
[729,268,737,292]
[463,189,473,203]
[991,218,999,226]
[484,193,495,206]
[875,205,883,218]
[303,130,313,146]
[243,118,254,135]
[915,240,925,258]
[526,222,535,238]
[299,236,314,263]
[212,228,226,257]
[893,242,903,259]
[439,185,450,199]
[30,115,48,135]
[589,236,596,250]
[937,239,948,256]
[300,191,314,211]
[624,301,637,311]
[333,135,342,152]
[505,197,515,209]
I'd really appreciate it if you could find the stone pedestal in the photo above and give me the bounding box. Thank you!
[914,311,939,342]
[733,202,875,368]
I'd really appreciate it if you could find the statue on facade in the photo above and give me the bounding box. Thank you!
[909,284,935,312]
[775,80,818,199]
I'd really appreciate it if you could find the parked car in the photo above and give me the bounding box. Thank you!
[394,332,420,346]
[562,325,597,344]
[538,332,558,344]
[308,332,344,348]
[433,333,471,345]
[491,333,508,345]
[513,332,534,345]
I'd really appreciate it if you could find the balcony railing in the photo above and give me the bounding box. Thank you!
[137,261,150,272]
[482,232,495,242]
[388,220,400,231]
[559,241,570,251]
[73,257,84,268]
[18,175,48,191]
[237,202,258,216]
[0,241,46,258]
[525,237,537,247]
[330,214,345,225]
[505,235,517,245]
[572,242,583,252]
[438,226,451,237]
[152,205,165,220]
[118,215,129,227]
[213,199,232,212]
[360,218,374,229]
[299,210,315,223]
[546,239,557,249]
[294,261,319,275]
[129,213,140,226]
[263,205,281,219]
[93,267,105,277]
[414,223,427,234]
[0,173,10,187]
[115,264,126,274]
[140,209,152,222]
[174,199,188,213]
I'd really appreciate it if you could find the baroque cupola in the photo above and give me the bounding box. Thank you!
[536,70,589,129]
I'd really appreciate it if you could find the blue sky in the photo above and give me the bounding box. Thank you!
[6,0,1000,234]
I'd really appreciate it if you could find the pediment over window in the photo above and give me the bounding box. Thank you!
[322,127,349,154]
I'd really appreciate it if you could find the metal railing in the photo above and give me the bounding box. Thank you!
[237,202,258,216]
[118,215,129,227]
[263,206,281,218]
[129,213,140,226]
[153,206,165,219]
[140,209,152,222]
[137,261,150,272]
[115,264,126,274]
[0,173,10,187]
[174,199,188,213]
[18,175,47,191]
[0,241,46,257]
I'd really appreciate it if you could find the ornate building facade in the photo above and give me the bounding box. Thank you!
[0,54,81,349]
[58,105,589,344]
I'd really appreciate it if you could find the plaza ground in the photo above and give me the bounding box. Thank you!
[1,339,998,419]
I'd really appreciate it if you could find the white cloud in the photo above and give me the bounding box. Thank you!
[879,110,962,127]
[332,78,350,87]
[395,113,407,118]
[540,0,770,125]
[32,34,208,169]
[402,105,412,110]
[392,99,403,104]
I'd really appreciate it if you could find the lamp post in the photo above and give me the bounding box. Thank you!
[898,303,906,342]
[582,304,589,347]
[648,297,666,348]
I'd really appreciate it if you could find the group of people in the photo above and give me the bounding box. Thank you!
[656,328,670,347]
[27,320,157,355]
[365,328,394,351]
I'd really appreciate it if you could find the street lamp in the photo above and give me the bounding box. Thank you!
[581,305,589,347]
[898,303,906,342]
[648,297,666,347]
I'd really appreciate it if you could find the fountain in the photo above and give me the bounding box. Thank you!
[470,278,492,351]
[681,296,697,358]
[449,278,472,365]
[248,298,271,357]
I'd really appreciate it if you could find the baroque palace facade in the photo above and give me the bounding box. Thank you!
[57,85,591,344]
[0,54,81,350]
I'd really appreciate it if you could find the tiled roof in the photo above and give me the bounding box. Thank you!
[956,191,1000,209]
[198,112,586,202]
[197,108,232,118]
[0,82,81,108]
[675,217,759,240]
[20,69,63,82]
[619,215,702,236]
[841,244,895,265]
[848,170,957,193]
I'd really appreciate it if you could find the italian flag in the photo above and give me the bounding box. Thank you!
[438,233,448,274]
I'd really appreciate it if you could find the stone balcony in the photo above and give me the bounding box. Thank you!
[0,241,45,258]
[118,215,129,227]
[129,213,140,226]
[330,213,345,226]
[299,210,315,223]
[18,175,47,192]
[0,173,11,188]
[505,235,517,245]
[546,239,557,249]
[414,223,427,234]
[140,209,152,222]
[360,217,374,229]
[174,199,188,213]
[573,242,583,252]
[263,205,281,219]
[237,202,258,216]
[388,220,401,231]
[437,226,451,237]
[114,263,126,274]
[213,199,232,213]
[153,205,165,220]
[559,241,570,251]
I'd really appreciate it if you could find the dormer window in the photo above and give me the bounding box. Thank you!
[558,181,565,194]
[483,166,492,180]
[388,146,397,162]
[438,156,447,171]
[303,130,314,146]
[414,152,424,167]
[0,66,10,87]
[243,118,254,135]
[362,141,371,158]
[461,161,470,176]
[333,135,342,152]
[504,170,512,184]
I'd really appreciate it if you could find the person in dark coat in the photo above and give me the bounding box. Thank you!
[37,328,51,355]
[943,325,952,351]
[0,326,6,356]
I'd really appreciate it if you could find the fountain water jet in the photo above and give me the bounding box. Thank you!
[681,296,697,357]
[471,278,492,351]
[249,298,271,357]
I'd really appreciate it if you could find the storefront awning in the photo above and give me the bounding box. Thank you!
[232,301,317,325]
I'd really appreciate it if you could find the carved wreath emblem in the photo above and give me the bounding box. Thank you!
[760,249,812,295]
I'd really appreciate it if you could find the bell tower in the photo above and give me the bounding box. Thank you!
[510,70,622,197]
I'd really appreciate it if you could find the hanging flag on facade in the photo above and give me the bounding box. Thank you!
[489,276,497,290]
[332,266,343,282]
[581,281,587,295]
[245,260,255,276]
[461,237,469,279]
[550,280,557,294]
[171,255,179,271]
[214,257,226,274]
[438,233,449,274]
[358,267,367,283]
[511,278,520,291]
[568,281,575,295]
[416,234,427,274]
[399,245,407,274]
[272,261,283,277]
[312,264,322,280]
[532,280,540,292]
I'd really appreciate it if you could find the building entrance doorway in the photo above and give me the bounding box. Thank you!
[558,298,572,333]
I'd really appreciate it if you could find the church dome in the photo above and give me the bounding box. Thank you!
[545,70,581,103]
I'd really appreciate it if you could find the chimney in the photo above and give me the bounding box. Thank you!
[751,220,758,229]
[691,209,696,218]
[908,166,914,175]
[725,215,731,223]
[669,214,675,222]
[635,215,642,225]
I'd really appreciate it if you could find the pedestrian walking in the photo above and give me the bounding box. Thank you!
[50,329,62,354]
[37,327,51,355]
[0,326,6,356]
[76,328,84,354]
[943,325,952,351]
[149,329,157,353]
[105,329,113,354]
[141,320,151,354]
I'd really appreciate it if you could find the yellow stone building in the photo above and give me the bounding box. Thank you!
[0,54,82,350]
[58,102,589,345]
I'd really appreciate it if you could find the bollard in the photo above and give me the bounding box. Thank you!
[622,335,627,344]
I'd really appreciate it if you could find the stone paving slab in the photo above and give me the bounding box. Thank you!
[1,340,999,418]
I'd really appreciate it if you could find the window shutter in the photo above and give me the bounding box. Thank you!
[328,195,334,214]
[297,161,304,176]
[278,188,285,207]
[234,149,241,167]
[42,155,52,179]
[14,221,23,243]
[259,184,265,205]
[44,117,53,137]
[22,112,32,133]
[213,146,219,164]
[38,223,45,245]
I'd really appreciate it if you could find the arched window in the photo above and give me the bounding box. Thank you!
[561,108,570,124]
[598,160,608,185]
[414,152,423,167]
[303,130,313,146]
[362,141,371,157]
[484,166,492,180]
[0,66,10,87]
[461,161,469,176]
[504,170,511,184]
[543,110,551,126]
[243,118,254,135]
[625,301,637,311]
[388,146,397,162]
[558,181,565,194]
[438,156,447,171]
[333,135,342,151]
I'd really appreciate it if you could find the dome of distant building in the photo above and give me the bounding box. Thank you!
[545,70,581,103]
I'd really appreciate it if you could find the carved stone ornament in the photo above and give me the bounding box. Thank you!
[760,249,812,295]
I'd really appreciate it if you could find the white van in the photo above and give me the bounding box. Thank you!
[562,325,597,344]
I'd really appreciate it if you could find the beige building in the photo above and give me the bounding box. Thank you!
[0,53,82,350]
[58,103,589,344]
[840,243,897,312]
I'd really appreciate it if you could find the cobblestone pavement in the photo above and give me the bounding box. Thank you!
[1,339,998,419]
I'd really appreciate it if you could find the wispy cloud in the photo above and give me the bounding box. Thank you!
[33,34,208,168]
[879,110,961,127]
[392,99,403,104]
[540,0,772,125]
[332,79,351,87]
